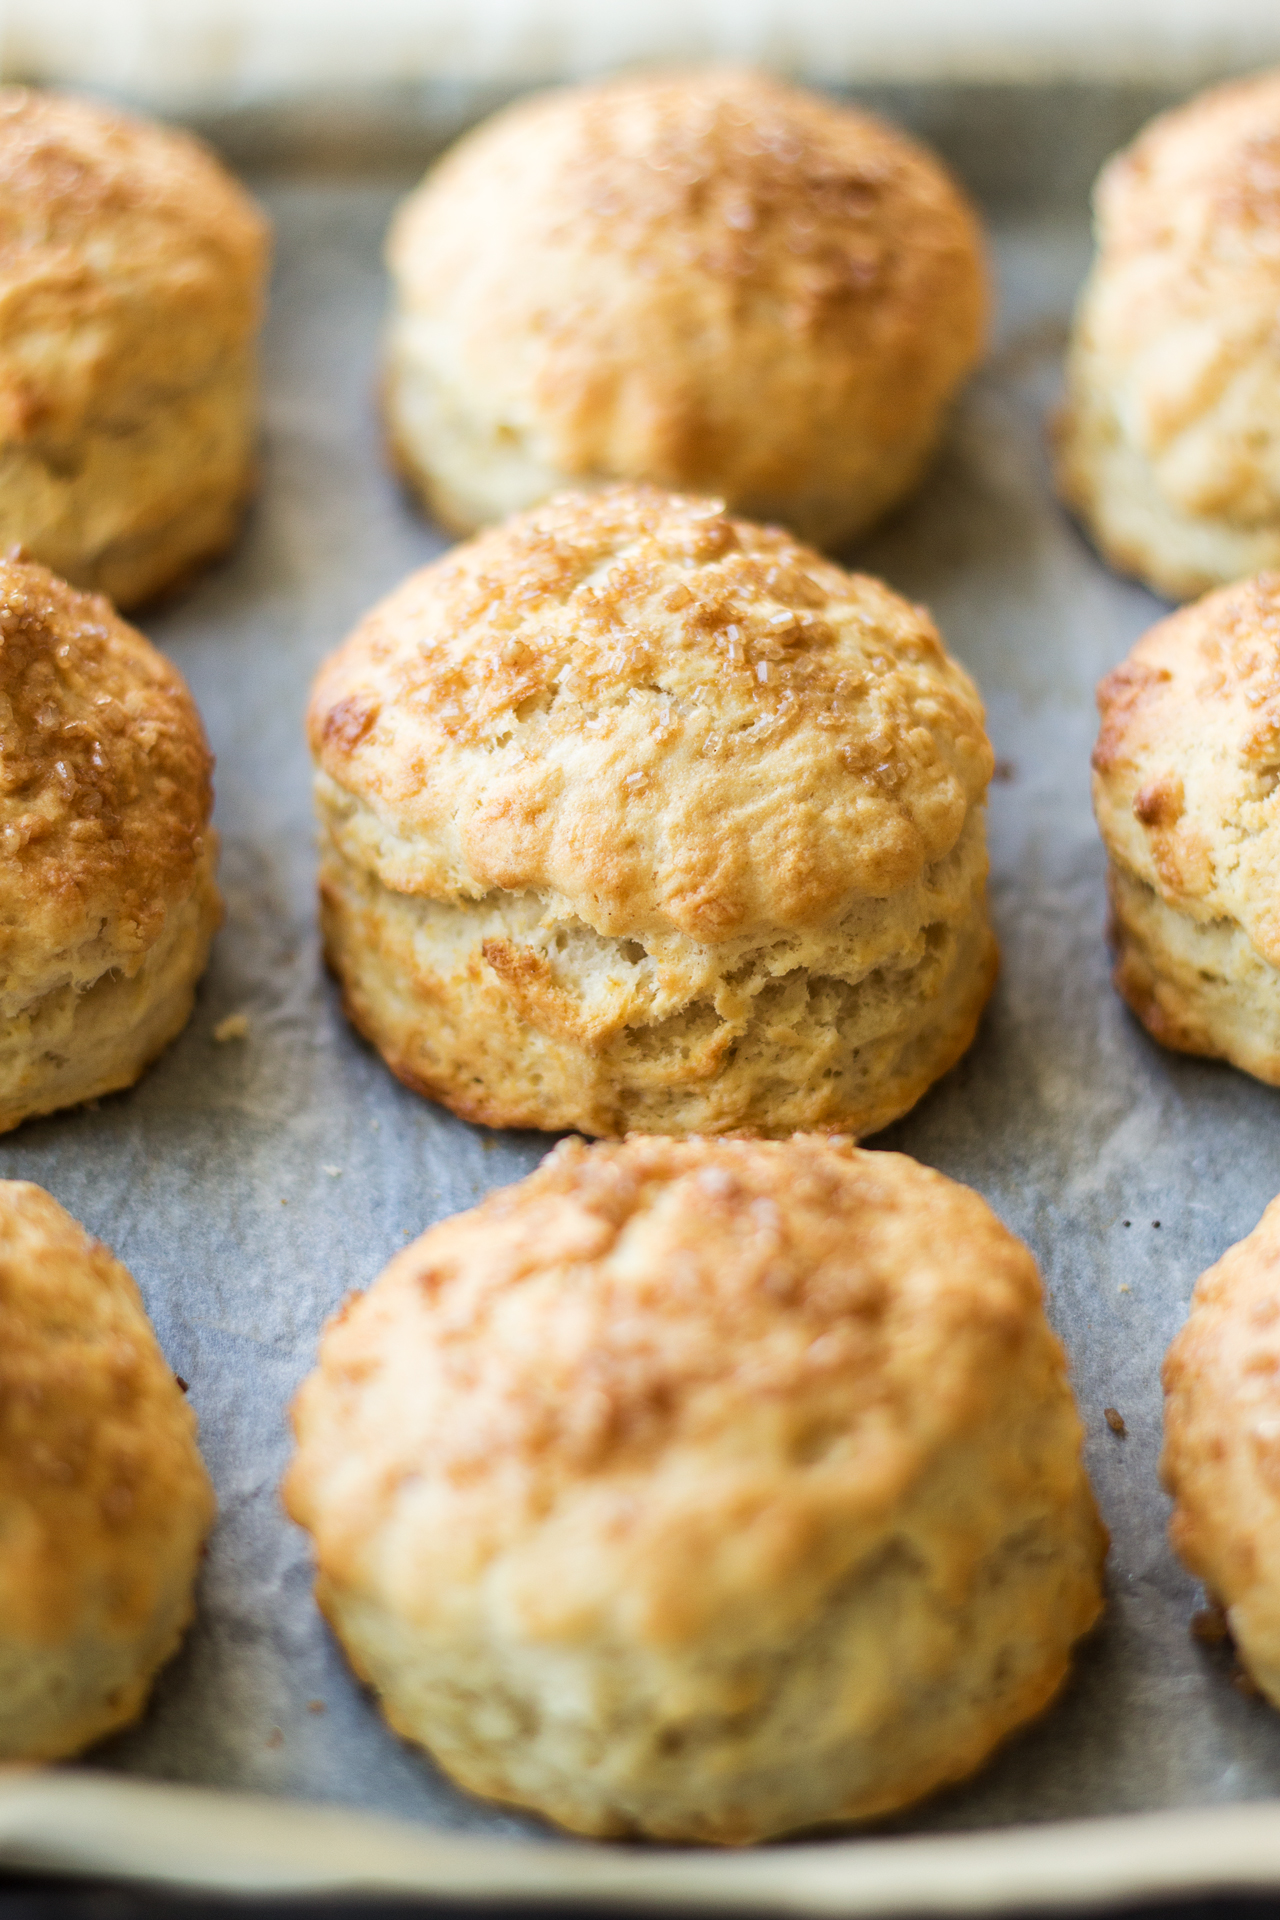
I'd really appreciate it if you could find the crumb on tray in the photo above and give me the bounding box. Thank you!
[1191,1605,1228,1647]
[214,1011,250,1043]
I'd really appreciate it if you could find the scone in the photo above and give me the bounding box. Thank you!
[309,485,997,1138]
[0,87,269,608]
[384,69,988,548]
[1056,70,1280,601]
[1164,1196,1280,1704]
[1093,572,1280,1082]
[285,1134,1107,1843]
[0,556,221,1131]
[0,1180,214,1761]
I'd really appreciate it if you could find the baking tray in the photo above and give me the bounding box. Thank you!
[4,75,1280,1911]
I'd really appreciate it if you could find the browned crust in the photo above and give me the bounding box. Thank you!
[1162,1194,1280,1705]
[0,1179,215,1757]
[308,485,993,944]
[1054,72,1280,600]
[0,90,268,604]
[0,87,269,441]
[384,68,987,545]
[1092,575,1280,1004]
[0,556,216,987]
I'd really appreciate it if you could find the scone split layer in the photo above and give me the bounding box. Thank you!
[0,557,220,1131]
[310,485,996,1137]
[0,1181,214,1760]
[0,88,269,607]
[1164,1197,1280,1706]
[385,68,987,548]
[1056,70,1280,601]
[1093,572,1280,1084]
[286,1135,1107,1844]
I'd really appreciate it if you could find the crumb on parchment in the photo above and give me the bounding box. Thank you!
[214,1011,250,1043]
[1104,1407,1127,1436]
[1191,1604,1228,1647]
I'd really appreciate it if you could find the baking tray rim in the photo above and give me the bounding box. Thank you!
[5,1769,1280,1911]
[1,72,1273,1913]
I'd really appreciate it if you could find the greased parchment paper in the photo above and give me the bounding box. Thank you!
[3,94,1280,1903]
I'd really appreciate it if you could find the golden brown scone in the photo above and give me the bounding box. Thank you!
[0,1180,214,1760]
[0,556,220,1131]
[1093,573,1280,1082]
[384,69,988,548]
[309,485,997,1138]
[1056,71,1280,601]
[0,88,269,608]
[285,1135,1107,1843]
[1163,1196,1280,1704]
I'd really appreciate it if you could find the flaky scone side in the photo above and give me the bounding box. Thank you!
[1164,1198,1280,1705]
[1056,70,1280,600]
[1093,572,1280,1083]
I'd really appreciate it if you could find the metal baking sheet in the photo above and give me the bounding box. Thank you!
[5,80,1280,1908]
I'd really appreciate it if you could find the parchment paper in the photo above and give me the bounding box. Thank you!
[4,82,1280,1886]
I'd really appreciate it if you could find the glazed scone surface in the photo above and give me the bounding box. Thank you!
[1093,573,1280,1081]
[286,1135,1106,1843]
[1163,1196,1280,1705]
[385,68,988,547]
[310,485,996,1136]
[0,88,269,607]
[0,556,220,1131]
[0,1180,214,1760]
[1057,70,1280,600]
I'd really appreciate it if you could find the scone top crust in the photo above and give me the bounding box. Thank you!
[286,1135,1059,1647]
[1082,69,1280,524]
[0,557,214,1000]
[387,68,987,526]
[0,87,268,443]
[0,1179,214,1646]
[1093,66,1280,288]
[310,486,991,944]
[1094,573,1280,965]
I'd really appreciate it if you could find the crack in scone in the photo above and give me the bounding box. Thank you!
[318,808,993,1135]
